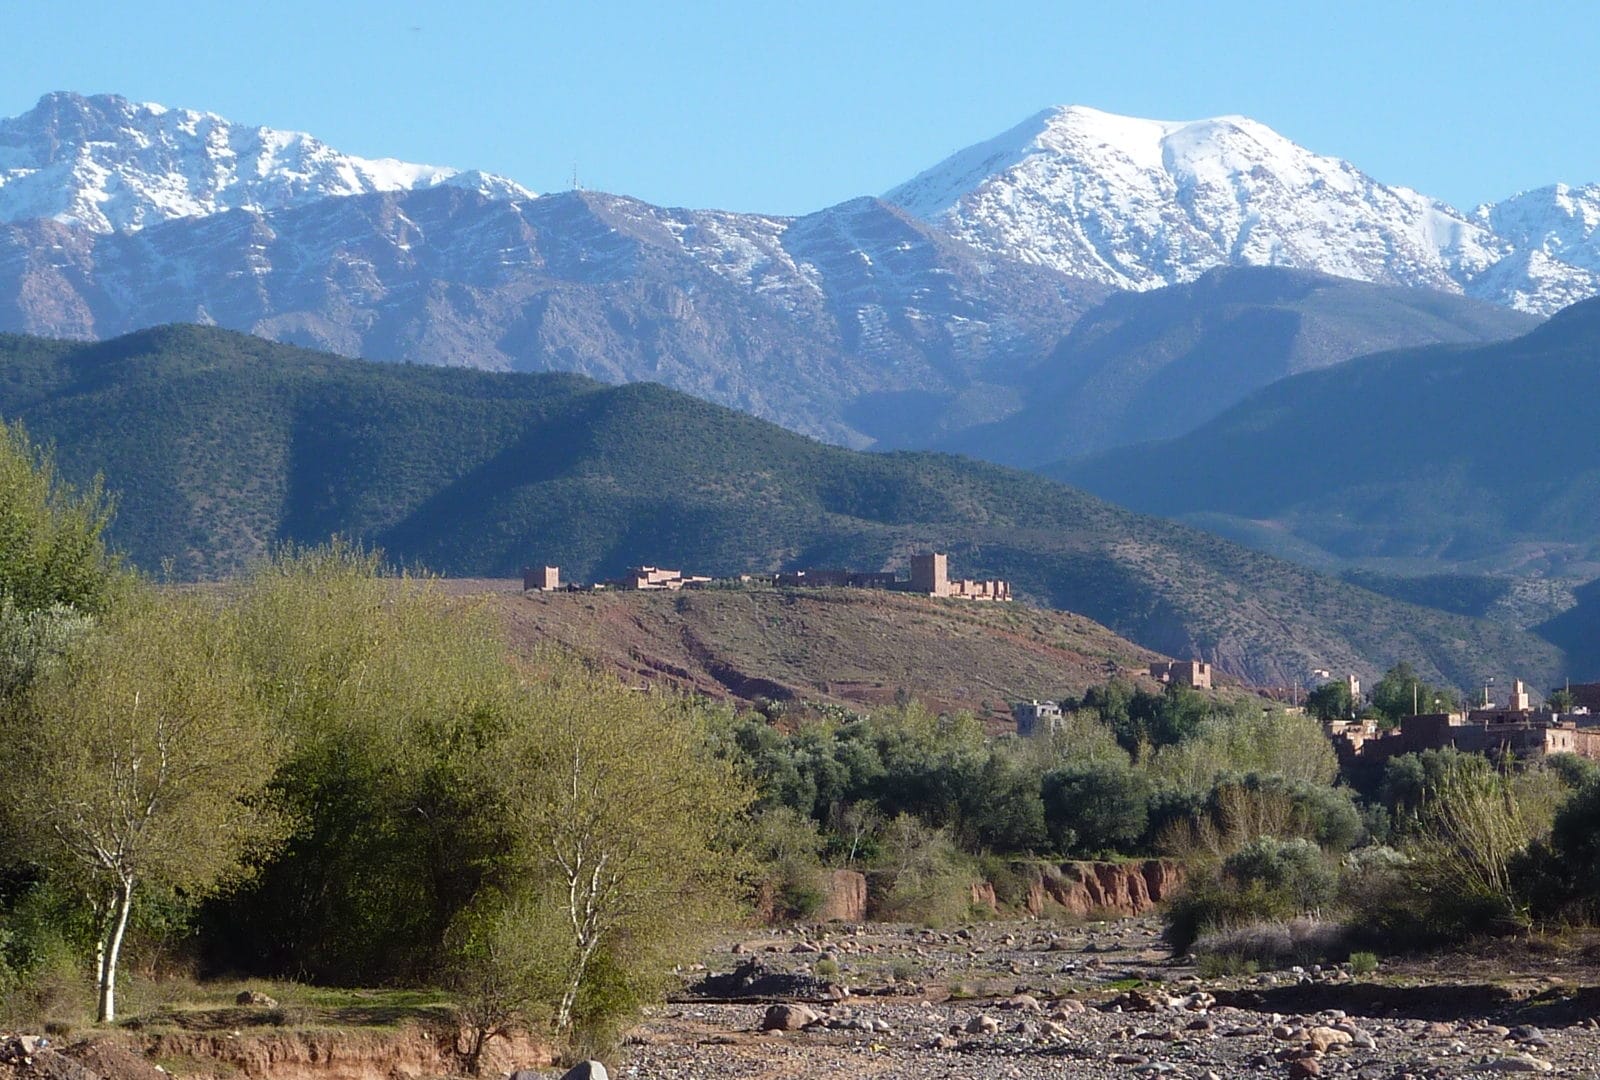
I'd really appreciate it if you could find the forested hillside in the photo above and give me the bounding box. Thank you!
[0,325,1565,687]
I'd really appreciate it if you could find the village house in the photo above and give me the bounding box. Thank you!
[1148,660,1213,690]
[1011,699,1064,737]
[521,565,561,592]
[1329,678,1600,768]
[613,566,713,591]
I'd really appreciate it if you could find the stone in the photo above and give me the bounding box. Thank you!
[559,1063,610,1080]
[931,1034,958,1050]
[1001,993,1042,1012]
[1473,1055,1554,1073]
[760,1003,821,1032]
[964,1014,1000,1034]
[1288,1059,1322,1079]
[1306,1026,1354,1052]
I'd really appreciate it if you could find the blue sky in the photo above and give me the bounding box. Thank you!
[7,1,1597,216]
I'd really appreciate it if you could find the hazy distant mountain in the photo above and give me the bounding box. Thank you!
[1052,296,1600,577]
[886,105,1598,315]
[0,323,1566,688]
[935,266,1538,467]
[0,91,532,232]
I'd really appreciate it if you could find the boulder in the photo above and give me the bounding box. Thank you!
[559,1063,610,1080]
[234,989,278,1007]
[760,1003,821,1032]
[964,1014,1000,1034]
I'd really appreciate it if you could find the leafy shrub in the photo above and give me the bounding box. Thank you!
[1193,918,1348,971]
[813,958,840,979]
[1163,837,1336,954]
[1348,951,1380,975]
[1041,761,1150,856]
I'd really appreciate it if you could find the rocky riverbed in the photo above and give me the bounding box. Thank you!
[614,918,1600,1079]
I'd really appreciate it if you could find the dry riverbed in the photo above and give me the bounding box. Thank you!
[614,918,1600,1079]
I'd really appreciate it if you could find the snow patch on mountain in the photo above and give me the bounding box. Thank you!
[886,105,1596,314]
[0,92,533,233]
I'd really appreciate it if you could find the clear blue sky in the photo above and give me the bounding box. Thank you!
[7,1,1597,216]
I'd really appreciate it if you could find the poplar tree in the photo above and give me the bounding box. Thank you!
[0,593,284,1022]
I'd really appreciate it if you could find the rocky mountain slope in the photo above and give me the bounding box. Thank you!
[0,184,1105,446]
[0,91,532,231]
[1,92,1591,451]
[0,324,1566,688]
[886,106,1598,315]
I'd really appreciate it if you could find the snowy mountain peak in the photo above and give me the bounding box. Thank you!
[885,104,1502,296]
[0,92,534,232]
[885,105,1600,313]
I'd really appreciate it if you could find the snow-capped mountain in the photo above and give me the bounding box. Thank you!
[0,186,1105,447]
[884,106,1596,314]
[0,92,533,233]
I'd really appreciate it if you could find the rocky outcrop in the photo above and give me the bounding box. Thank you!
[969,882,999,914]
[816,870,868,922]
[1022,860,1185,918]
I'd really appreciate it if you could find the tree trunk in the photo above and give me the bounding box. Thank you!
[96,877,134,1024]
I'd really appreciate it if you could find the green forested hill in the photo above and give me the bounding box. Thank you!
[1052,297,1600,577]
[0,325,1567,687]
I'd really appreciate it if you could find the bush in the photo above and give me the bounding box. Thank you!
[1193,918,1348,971]
[1042,761,1150,856]
[1348,951,1379,975]
[1163,838,1337,955]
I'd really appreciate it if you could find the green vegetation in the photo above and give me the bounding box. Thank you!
[1166,744,1600,970]
[0,429,751,1059]
[713,684,1357,922]
[0,324,1564,689]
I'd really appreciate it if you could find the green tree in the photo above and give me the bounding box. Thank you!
[0,591,284,1022]
[0,422,118,615]
[1306,680,1354,722]
[209,543,514,983]
[491,665,751,1038]
[1370,662,1458,725]
[1041,761,1151,856]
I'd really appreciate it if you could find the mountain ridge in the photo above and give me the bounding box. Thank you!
[884,104,1597,315]
[0,323,1567,690]
[0,91,534,232]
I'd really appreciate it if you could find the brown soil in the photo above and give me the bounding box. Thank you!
[445,581,1167,721]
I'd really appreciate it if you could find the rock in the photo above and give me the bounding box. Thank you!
[964,1014,1000,1034]
[791,941,821,954]
[1107,989,1168,1013]
[234,989,278,1007]
[1109,1052,1149,1065]
[1288,1059,1322,1079]
[815,869,868,922]
[931,1034,959,1050]
[559,1063,610,1080]
[1001,993,1042,1012]
[1473,1055,1554,1073]
[760,1003,821,1032]
[1051,999,1086,1016]
[1306,1026,1353,1053]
